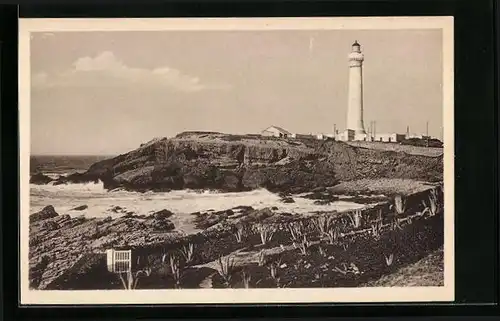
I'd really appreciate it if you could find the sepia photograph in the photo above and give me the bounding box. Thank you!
[19,17,454,304]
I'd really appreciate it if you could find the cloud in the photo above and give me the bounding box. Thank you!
[32,51,231,92]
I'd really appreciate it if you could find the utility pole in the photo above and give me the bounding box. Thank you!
[426,121,429,147]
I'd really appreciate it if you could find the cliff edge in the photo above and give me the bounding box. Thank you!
[40,132,443,193]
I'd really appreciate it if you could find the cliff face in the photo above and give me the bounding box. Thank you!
[51,133,443,193]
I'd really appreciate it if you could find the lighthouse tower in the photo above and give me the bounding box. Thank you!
[346,41,366,138]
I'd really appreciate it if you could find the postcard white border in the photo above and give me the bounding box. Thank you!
[19,16,454,305]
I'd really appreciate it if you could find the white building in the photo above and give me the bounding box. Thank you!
[261,126,292,138]
[370,133,406,143]
[407,133,431,140]
[336,129,369,142]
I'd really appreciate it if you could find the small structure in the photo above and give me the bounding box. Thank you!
[407,133,431,140]
[106,249,132,273]
[372,133,406,143]
[261,126,292,138]
[336,129,356,142]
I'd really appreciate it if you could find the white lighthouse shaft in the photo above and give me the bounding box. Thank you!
[347,41,366,135]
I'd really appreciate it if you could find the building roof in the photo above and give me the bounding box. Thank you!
[352,40,360,46]
[263,125,292,135]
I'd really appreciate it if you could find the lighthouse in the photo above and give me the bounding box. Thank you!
[346,41,366,138]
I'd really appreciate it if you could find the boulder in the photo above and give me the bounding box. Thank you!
[280,197,295,204]
[30,205,59,223]
[149,219,175,231]
[151,209,174,220]
[30,173,53,185]
[71,205,88,211]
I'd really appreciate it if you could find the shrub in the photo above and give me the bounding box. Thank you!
[325,225,341,245]
[163,253,182,289]
[269,257,283,287]
[384,253,394,266]
[258,250,267,267]
[297,235,311,255]
[346,209,362,229]
[392,195,406,215]
[371,221,383,240]
[257,224,276,245]
[179,243,195,265]
[390,216,402,231]
[118,268,151,290]
[287,221,304,243]
[421,188,441,217]
[312,215,335,236]
[234,224,246,243]
[241,270,251,289]
[216,255,236,288]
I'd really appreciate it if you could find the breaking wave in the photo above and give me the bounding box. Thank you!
[29,173,366,233]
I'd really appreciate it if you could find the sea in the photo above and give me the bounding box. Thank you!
[30,155,366,233]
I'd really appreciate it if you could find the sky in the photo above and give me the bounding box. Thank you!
[29,29,443,155]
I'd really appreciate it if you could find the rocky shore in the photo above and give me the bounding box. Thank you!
[29,183,443,290]
[29,205,180,289]
[29,201,326,289]
[28,133,444,290]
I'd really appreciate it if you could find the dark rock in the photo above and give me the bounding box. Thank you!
[238,207,274,224]
[281,197,295,204]
[192,209,232,229]
[41,220,60,231]
[149,219,175,231]
[110,206,124,213]
[53,214,71,225]
[231,205,254,212]
[151,209,174,220]
[71,205,88,211]
[313,199,333,205]
[30,173,54,185]
[30,205,59,223]
[302,192,339,202]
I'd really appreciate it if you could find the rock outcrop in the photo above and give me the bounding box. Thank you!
[29,207,177,290]
[30,173,54,185]
[29,203,309,290]
[41,133,443,193]
[30,206,59,223]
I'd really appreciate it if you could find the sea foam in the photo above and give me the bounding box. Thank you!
[29,180,366,234]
